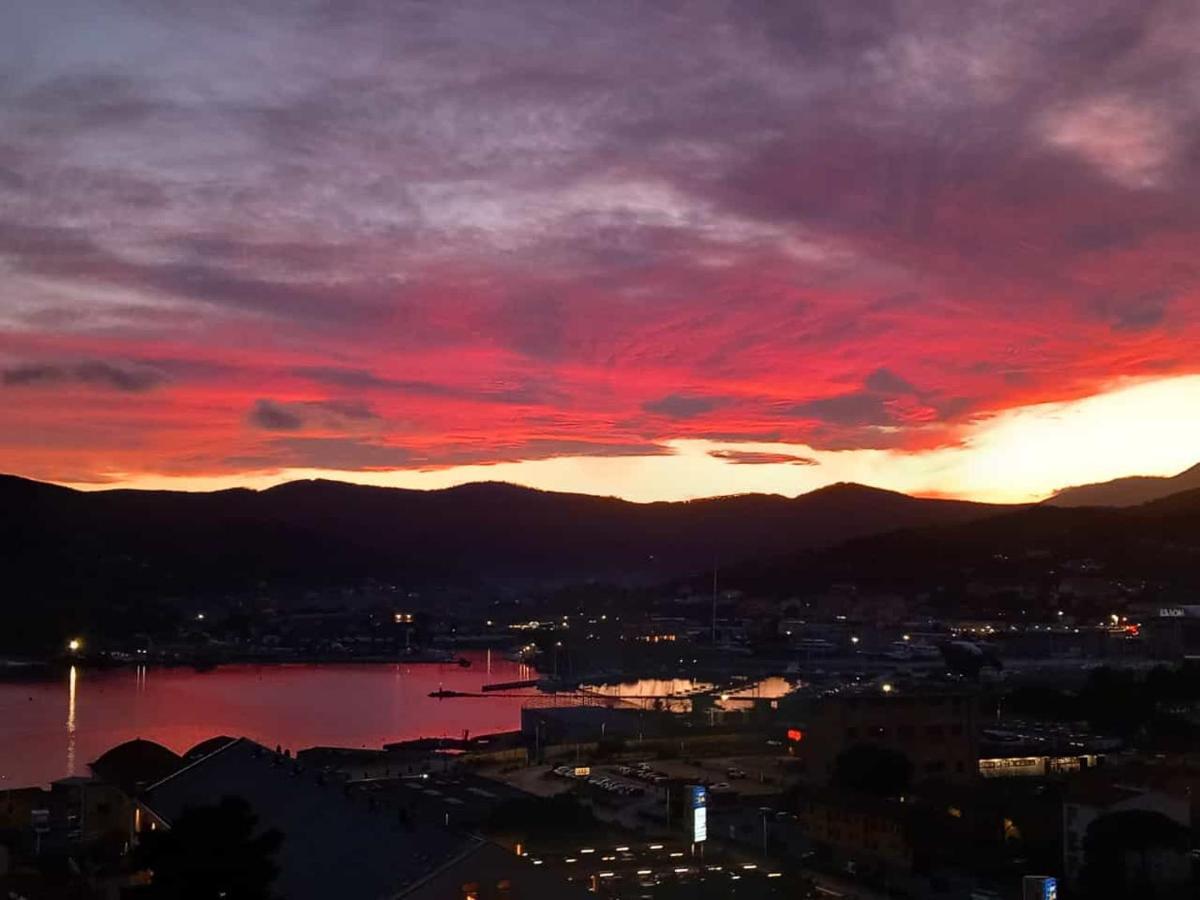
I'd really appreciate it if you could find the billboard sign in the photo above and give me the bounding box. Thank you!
[689,785,707,843]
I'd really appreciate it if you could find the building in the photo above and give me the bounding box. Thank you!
[90,737,184,794]
[978,754,1105,779]
[793,685,980,784]
[795,786,916,878]
[0,739,183,858]
[0,776,131,858]
[135,738,581,900]
[1142,604,1200,660]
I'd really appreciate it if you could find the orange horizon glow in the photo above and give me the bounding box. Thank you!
[38,374,1200,505]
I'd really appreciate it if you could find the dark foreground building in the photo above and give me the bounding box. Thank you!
[136,738,582,899]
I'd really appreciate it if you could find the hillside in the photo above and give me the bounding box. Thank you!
[721,486,1200,599]
[0,475,1006,613]
[1045,462,1200,508]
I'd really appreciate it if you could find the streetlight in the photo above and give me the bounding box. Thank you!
[67,638,82,653]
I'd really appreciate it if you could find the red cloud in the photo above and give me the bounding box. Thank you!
[0,0,1198,493]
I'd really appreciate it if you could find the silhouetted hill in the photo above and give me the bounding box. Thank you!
[721,486,1200,599]
[1045,462,1200,508]
[0,474,1006,631]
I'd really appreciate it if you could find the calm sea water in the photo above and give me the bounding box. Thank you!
[0,651,533,788]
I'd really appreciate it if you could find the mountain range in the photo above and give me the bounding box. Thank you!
[0,473,1004,600]
[726,480,1200,598]
[1045,462,1200,508]
[5,466,1200,650]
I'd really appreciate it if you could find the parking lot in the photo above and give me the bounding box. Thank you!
[641,754,792,796]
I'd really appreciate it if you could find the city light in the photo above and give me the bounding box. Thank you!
[66,638,82,652]
[882,683,894,694]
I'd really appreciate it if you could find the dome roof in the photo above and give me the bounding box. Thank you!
[90,738,183,791]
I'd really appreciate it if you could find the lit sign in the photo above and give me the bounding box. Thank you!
[786,728,804,742]
[1022,876,1057,900]
[573,766,591,778]
[689,785,707,843]
[1159,608,1185,618]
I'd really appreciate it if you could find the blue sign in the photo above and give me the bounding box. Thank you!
[689,785,707,842]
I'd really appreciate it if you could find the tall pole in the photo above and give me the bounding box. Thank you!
[711,561,718,646]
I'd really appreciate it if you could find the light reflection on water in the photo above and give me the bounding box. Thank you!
[0,652,530,788]
[65,665,77,776]
[579,675,797,712]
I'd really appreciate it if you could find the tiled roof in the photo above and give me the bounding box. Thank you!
[141,738,480,900]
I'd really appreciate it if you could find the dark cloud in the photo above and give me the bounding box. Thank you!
[788,391,892,428]
[864,368,917,395]
[292,366,393,390]
[708,450,819,466]
[0,221,396,329]
[293,366,562,406]
[2,360,166,392]
[248,399,305,431]
[786,367,940,439]
[642,394,727,419]
[1089,292,1173,332]
[314,399,379,422]
[248,398,381,432]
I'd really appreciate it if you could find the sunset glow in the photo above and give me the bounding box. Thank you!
[2,1,1198,500]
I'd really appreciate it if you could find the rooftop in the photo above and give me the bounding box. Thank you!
[140,738,481,900]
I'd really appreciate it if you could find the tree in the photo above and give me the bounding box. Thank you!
[132,796,283,900]
[831,745,912,797]
[1079,809,1190,900]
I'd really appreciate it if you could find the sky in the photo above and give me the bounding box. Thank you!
[1,0,1198,503]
